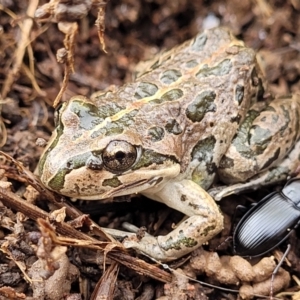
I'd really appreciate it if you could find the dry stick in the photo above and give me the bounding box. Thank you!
[0,0,41,145]
[0,187,172,283]
[90,262,119,300]
[1,0,39,99]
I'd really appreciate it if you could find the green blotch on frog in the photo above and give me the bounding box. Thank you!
[70,100,124,132]
[196,59,232,78]
[149,89,183,104]
[132,149,178,170]
[185,59,198,68]
[134,82,159,99]
[200,225,217,237]
[161,230,198,251]
[191,33,207,52]
[102,176,122,187]
[165,119,182,135]
[148,126,165,142]
[48,152,92,191]
[160,69,182,85]
[186,90,216,122]
[235,84,244,105]
[103,109,139,136]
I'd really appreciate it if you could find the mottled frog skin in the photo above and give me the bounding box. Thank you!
[38,27,300,261]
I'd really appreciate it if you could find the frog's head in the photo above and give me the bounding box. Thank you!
[38,96,180,200]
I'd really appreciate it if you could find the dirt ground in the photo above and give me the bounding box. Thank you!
[1,0,300,299]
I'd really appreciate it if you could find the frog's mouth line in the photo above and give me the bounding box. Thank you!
[101,177,163,198]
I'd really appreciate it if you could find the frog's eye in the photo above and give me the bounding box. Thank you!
[102,140,137,172]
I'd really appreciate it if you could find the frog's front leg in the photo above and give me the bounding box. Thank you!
[123,179,224,262]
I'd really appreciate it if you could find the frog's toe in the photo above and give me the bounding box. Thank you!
[123,235,177,262]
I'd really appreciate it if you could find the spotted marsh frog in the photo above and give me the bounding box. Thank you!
[38,27,300,261]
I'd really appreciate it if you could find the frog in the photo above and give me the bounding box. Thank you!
[38,27,300,262]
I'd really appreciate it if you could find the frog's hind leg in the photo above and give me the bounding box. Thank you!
[213,138,300,200]
[214,94,300,200]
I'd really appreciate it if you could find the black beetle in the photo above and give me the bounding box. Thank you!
[233,178,300,257]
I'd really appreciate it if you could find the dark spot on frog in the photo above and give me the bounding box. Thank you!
[191,32,207,52]
[74,183,80,195]
[91,128,106,139]
[185,59,198,68]
[48,152,92,191]
[132,149,179,170]
[265,166,289,184]
[230,110,260,159]
[191,136,216,163]
[206,162,217,175]
[104,109,138,136]
[188,202,199,210]
[264,106,276,113]
[161,89,184,101]
[261,148,280,170]
[72,132,82,140]
[69,101,102,130]
[181,195,187,202]
[196,59,232,78]
[160,69,182,85]
[250,125,272,154]
[186,90,216,122]
[165,119,182,135]
[102,176,122,187]
[272,114,279,124]
[134,82,158,99]
[279,104,291,134]
[219,156,234,169]
[161,232,198,251]
[66,161,73,169]
[70,100,124,131]
[148,126,165,142]
[191,136,217,185]
[149,89,184,104]
[201,225,216,237]
[230,114,242,124]
[260,116,266,122]
[235,84,244,105]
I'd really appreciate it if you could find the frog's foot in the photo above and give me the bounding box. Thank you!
[123,179,224,262]
[123,214,223,261]
[123,235,178,261]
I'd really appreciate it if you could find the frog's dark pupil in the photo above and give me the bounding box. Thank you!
[115,151,125,161]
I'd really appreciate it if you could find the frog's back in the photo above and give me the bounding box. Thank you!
[40,27,266,195]
[91,28,264,184]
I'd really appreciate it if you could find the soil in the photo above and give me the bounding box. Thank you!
[0,0,300,299]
